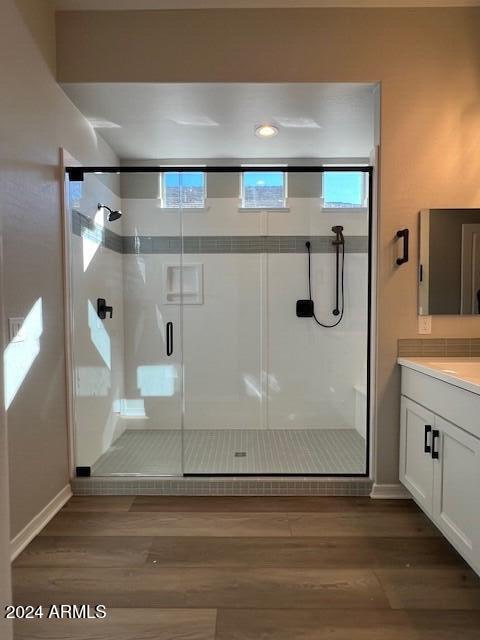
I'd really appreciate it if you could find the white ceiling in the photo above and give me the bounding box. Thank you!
[62,83,376,160]
[51,0,480,9]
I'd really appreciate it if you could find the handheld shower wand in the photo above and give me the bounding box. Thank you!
[296,225,345,328]
[331,226,345,316]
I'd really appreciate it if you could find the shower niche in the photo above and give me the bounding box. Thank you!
[68,167,372,478]
[163,263,204,305]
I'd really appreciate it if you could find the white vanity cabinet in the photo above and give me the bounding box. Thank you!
[432,414,480,565]
[399,359,480,575]
[400,398,436,514]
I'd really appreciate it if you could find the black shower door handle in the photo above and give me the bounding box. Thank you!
[396,229,409,265]
[166,322,173,357]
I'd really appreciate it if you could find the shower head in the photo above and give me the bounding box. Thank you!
[98,203,122,222]
[108,209,122,222]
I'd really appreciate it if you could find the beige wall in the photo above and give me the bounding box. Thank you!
[56,8,480,484]
[0,0,117,539]
[0,230,12,639]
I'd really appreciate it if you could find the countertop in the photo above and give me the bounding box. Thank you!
[397,357,480,396]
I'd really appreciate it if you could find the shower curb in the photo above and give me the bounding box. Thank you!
[71,477,373,496]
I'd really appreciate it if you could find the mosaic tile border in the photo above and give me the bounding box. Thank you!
[72,210,123,253]
[72,210,368,255]
[71,477,373,496]
[398,337,480,358]
[124,235,368,254]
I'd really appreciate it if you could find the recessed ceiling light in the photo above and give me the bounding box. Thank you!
[255,124,279,138]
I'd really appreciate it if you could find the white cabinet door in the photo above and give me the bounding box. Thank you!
[433,415,480,572]
[400,397,435,515]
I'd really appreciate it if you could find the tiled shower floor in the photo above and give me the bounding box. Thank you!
[92,429,366,476]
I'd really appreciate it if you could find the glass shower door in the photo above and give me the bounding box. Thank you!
[265,169,369,474]
[71,170,184,476]
[180,168,369,475]
[71,166,370,478]
[181,170,264,474]
[120,171,184,475]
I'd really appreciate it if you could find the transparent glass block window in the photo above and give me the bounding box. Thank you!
[163,172,205,208]
[323,171,365,209]
[242,171,286,208]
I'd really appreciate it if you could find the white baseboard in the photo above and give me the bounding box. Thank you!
[370,483,411,499]
[10,484,72,561]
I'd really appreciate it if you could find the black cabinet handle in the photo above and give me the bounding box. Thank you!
[166,322,173,357]
[396,229,409,265]
[424,425,432,453]
[431,429,440,459]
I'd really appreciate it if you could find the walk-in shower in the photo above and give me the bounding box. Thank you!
[68,165,372,477]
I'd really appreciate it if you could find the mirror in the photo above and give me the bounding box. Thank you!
[419,209,480,315]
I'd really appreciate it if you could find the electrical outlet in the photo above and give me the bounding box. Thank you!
[418,315,432,335]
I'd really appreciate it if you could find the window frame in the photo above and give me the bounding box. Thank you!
[239,169,288,211]
[159,170,207,209]
[321,167,368,212]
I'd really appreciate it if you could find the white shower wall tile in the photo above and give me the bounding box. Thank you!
[121,196,368,238]
[267,197,368,236]
[121,251,367,431]
[182,253,263,430]
[120,198,184,236]
[122,252,183,434]
[121,197,263,237]
[72,186,369,473]
[267,252,368,429]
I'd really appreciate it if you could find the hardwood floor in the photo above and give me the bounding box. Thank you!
[12,496,480,639]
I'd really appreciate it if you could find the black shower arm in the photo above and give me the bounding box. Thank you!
[98,203,113,214]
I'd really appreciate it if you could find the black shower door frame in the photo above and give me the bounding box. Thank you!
[66,164,374,478]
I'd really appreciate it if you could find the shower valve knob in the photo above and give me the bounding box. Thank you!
[296,299,314,318]
[97,298,113,320]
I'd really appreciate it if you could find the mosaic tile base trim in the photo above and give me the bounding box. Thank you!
[398,337,480,358]
[72,477,373,497]
[72,210,368,255]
